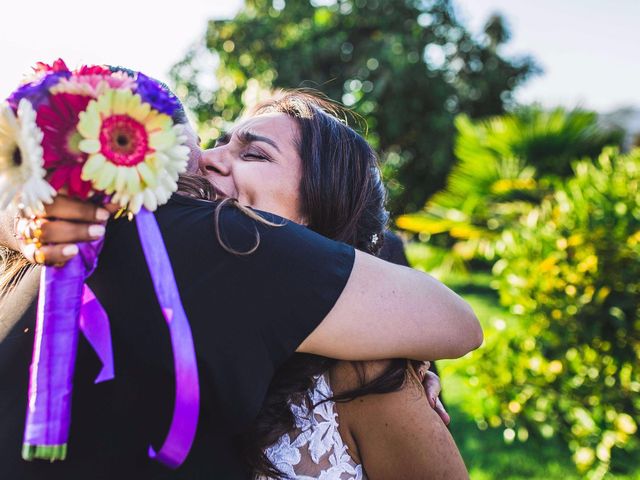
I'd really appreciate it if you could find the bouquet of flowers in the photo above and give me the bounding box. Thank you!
[0,60,199,468]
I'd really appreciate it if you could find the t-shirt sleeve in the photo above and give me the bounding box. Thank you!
[216,205,356,363]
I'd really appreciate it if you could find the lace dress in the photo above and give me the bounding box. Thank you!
[259,374,367,480]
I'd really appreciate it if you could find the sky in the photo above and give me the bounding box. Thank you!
[453,0,640,112]
[1,0,637,113]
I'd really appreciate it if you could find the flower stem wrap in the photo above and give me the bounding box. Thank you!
[22,238,104,461]
[21,209,198,467]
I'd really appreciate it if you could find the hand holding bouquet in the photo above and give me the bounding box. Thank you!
[0,60,199,468]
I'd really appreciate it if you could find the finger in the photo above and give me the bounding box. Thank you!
[22,243,79,267]
[423,371,442,406]
[415,360,430,382]
[14,216,33,241]
[38,219,106,244]
[104,203,120,214]
[15,216,46,247]
[434,397,451,426]
[43,196,111,223]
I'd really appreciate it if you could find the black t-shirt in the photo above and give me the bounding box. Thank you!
[0,194,355,479]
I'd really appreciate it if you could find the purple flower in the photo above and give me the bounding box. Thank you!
[6,71,70,112]
[134,73,181,117]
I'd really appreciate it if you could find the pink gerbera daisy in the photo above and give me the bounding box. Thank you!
[36,93,93,198]
[75,65,111,76]
[33,58,70,75]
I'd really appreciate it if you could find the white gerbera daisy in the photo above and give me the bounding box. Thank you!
[0,100,55,212]
[112,123,188,213]
[77,89,189,214]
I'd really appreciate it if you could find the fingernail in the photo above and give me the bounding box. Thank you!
[88,224,106,237]
[95,208,110,221]
[429,396,436,408]
[62,245,79,257]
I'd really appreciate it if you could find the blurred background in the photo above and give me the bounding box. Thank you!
[3,1,638,478]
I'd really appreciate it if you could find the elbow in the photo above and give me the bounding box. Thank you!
[445,301,483,358]
[461,302,483,353]
[469,318,484,352]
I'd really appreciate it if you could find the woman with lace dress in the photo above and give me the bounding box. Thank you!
[197,93,469,479]
[258,360,467,479]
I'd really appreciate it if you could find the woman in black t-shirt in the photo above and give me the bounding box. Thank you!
[1,87,478,478]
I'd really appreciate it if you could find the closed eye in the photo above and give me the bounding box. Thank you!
[242,152,269,161]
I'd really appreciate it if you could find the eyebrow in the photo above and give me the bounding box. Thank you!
[237,130,282,153]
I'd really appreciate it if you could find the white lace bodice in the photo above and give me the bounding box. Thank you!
[258,373,366,480]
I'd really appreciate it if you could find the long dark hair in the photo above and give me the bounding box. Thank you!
[249,91,386,255]
[237,92,417,479]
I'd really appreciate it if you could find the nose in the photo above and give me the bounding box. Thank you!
[200,147,231,176]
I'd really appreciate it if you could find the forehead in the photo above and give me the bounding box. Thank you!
[233,112,299,144]
[181,122,198,143]
[180,122,202,172]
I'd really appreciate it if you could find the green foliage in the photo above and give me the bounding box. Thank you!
[171,0,537,213]
[411,270,639,479]
[403,241,467,278]
[397,108,623,270]
[456,106,623,178]
[469,148,640,477]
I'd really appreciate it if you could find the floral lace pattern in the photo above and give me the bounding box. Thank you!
[259,374,365,480]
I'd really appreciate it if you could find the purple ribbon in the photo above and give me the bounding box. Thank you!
[23,238,104,458]
[23,209,198,468]
[135,208,200,469]
[79,285,114,384]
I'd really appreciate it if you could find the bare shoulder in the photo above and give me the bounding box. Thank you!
[330,361,469,480]
[330,360,425,428]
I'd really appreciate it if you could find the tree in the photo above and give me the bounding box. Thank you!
[171,0,537,214]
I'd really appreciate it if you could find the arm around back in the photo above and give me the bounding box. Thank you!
[0,196,481,363]
[298,249,483,361]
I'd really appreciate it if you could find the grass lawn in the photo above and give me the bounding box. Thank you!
[435,272,640,480]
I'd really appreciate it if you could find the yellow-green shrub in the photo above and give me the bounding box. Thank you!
[474,148,639,476]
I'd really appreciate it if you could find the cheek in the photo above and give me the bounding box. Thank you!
[285,177,303,209]
[237,166,302,216]
[271,171,304,219]
[232,164,262,204]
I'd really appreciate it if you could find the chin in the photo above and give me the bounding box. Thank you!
[212,184,231,201]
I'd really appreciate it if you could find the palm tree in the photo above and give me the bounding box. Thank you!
[397,107,622,271]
